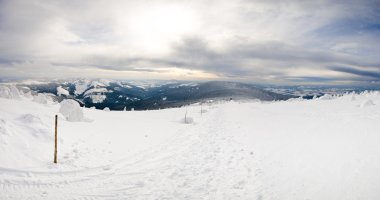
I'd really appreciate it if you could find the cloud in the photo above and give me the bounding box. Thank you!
[330,66,380,79]
[0,0,379,85]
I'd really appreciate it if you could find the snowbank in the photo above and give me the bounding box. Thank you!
[0,85,21,99]
[318,94,334,100]
[59,99,84,122]
[33,93,49,104]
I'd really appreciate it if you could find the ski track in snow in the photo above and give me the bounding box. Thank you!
[0,105,264,200]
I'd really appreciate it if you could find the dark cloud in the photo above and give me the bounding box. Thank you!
[330,66,380,79]
[51,61,171,73]
[284,76,339,83]
[157,37,380,76]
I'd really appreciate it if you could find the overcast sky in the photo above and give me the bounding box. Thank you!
[0,0,379,85]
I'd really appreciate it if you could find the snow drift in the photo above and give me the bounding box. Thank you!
[0,85,21,99]
[32,93,49,104]
[59,99,84,122]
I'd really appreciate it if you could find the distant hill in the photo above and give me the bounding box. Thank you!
[19,80,294,110]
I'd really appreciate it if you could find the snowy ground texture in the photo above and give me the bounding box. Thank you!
[1,88,380,199]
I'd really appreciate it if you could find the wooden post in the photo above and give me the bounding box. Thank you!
[54,115,58,164]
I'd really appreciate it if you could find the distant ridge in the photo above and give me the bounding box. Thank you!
[19,80,294,110]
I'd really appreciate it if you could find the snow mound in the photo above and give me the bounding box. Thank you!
[57,86,69,96]
[319,94,334,100]
[360,100,375,107]
[0,85,21,99]
[103,107,110,111]
[59,99,84,122]
[33,93,49,104]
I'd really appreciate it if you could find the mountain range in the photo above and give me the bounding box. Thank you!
[19,80,293,110]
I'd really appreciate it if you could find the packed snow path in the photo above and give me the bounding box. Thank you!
[1,92,380,199]
[1,106,263,199]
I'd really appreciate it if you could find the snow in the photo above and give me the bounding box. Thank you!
[83,88,108,103]
[74,80,90,95]
[126,80,164,89]
[56,86,69,96]
[179,82,198,87]
[123,84,132,88]
[182,116,194,124]
[73,79,110,95]
[90,81,107,88]
[87,94,106,103]
[0,90,380,199]
[83,88,108,96]
[59,99,84,122]
[318,93,334,100]
[360,99,375,107]
[32,93,49,104]
[0,85,21,99]
[18,114,43,124]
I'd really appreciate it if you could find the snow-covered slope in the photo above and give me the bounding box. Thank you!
[0,88,380,199]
